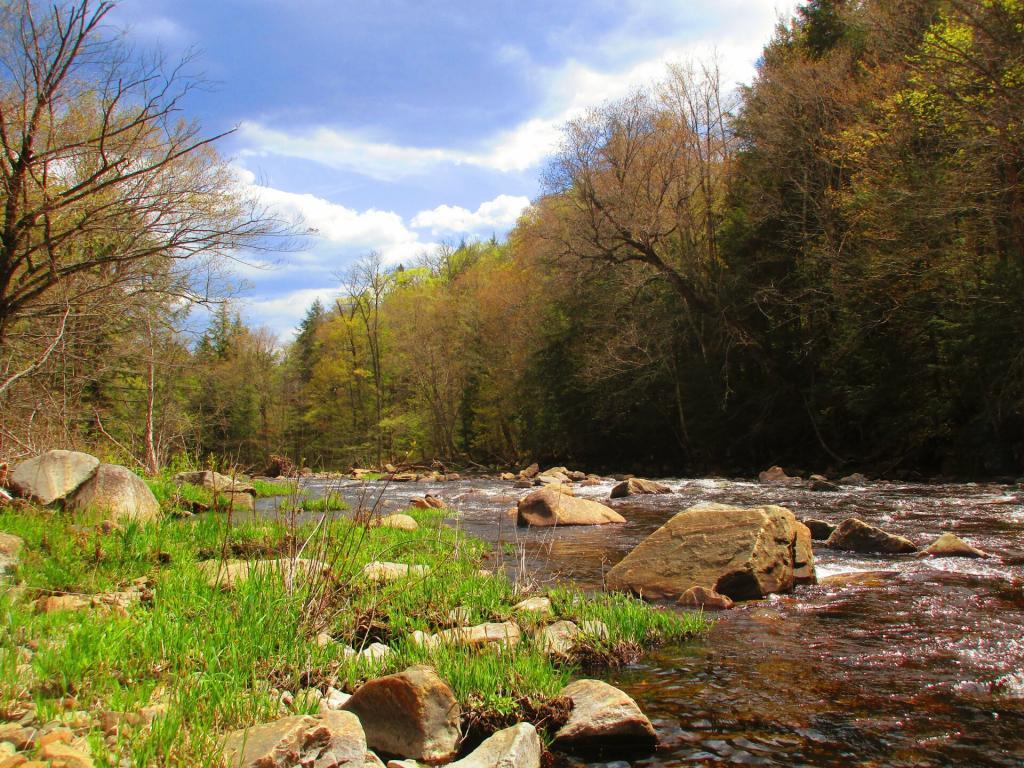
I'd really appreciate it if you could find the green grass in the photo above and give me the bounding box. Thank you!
[0,501,708,766]
[278,493,349,513]
[251,479,303,497]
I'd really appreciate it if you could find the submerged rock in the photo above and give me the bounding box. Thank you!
[552,679,657,754]
[922,532,989,558]
[825,518,918,554]
[222,711,366,768]
[10,449,99,505]
[342,665,461,765]
[609,478,672,498]
[517,488,625,527]
[605,503,814,601]
[67,464,161,523]
[447,722,541,768]
[677,585,734,610]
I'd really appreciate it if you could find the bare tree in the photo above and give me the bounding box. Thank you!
[0,0,281,343]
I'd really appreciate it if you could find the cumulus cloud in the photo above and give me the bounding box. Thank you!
[411,194,531,236]
[232,1,796,179]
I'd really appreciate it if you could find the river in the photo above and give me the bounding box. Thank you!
[267,475,1024,767]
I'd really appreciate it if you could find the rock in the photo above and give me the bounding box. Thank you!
[9,450,99,505]
[609,478,671,498]
[552,680,656,753]
[802,519,835,541]
[922,532,989,558]
[580,619,609,639]
[221,491,255,511]
[199,558,329,590]
[808,474,840,492]
[390,473,418,483]
[223,711,366,768]
[0,533,23,573]
[385,761,418,768]
[605,503,813,601]
[35,729,72,748]
[537,620,581,656]
[819,570,898,588]
[0,724,34,750]
[825,518,918,554]
[517,488,625,527]
[793,521,816,584]
[512,597,553,617]
[678,586,734,610]
[513,479,533,489]
[519,463,540,479]
[36,742,92,768]
[409,630,440,650]
[322,687,352,711]
[361,562,429,584]
[409,496,444,510]
[435,622,521,649]
[378,514,419,531]
[840,472,868,485]
[0,753,25,768]
[446,606,472,625]
[358,643,392,662]
[173,470,255,496]
[342,665,461,765]
[364,752,386,768]
[66,464,160,523]
[447,722,541,768]
[35,595,90,613]
[758,465,799,485]
[499,473,516,481]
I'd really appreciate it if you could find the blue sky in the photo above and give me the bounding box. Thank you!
[109,1,796,337]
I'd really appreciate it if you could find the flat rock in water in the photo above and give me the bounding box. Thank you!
[922,532,989,558]
[678,585,734,610]
[552,679,656,754]
[609,478,672,498]
[10,450,99,505]
[517,488,624,527]
[825,518,918,554]
[605,503,813,601]
[447,722,541,768]
[199,558,328,590]
[342,665,461,765]
[222,711,366,768]
[802,519,835,540]
[66,464,161,523]
[819,570,898,588]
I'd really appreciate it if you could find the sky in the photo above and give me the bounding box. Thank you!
[108,0,797,338]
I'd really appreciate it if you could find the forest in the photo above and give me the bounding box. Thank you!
[1,0,1022,479]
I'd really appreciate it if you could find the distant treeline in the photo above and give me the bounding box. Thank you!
[2,0,1022,478]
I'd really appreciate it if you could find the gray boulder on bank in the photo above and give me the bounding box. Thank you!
[446,722,541,768]
[552,679,657,753]
[825,518,918,554]
[609,478,672,498]
[342,665,461,765]
[605,503,815,601]
[67,463,161,522]
[222,710,365,768]
[517,487,625,527]
[9,449,99,505]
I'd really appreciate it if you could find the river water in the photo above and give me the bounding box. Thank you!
[275,476,1024,767]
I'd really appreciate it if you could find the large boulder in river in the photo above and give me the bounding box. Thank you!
[67,464,160,522]
[342,665,460,764]
[223,711,365,768]
[517,487,625,527]
[605,503,814,601]
[610,478,672,498]
[922,532,989,558]
[802,518,836,540]
[9,450,99,504]
[758,465,800,485]
[825,518,918,554]
[552,679,657,754]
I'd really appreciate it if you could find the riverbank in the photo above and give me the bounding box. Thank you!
[0,495,707,766]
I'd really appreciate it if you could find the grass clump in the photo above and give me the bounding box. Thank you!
[251,479,302,497]
[0,500,708,766]
[279,492,348,513]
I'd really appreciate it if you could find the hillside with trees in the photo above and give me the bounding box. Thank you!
[2,0,1021,478]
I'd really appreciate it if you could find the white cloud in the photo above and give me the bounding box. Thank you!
[232,1,796,179]
[411,194,531,236]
